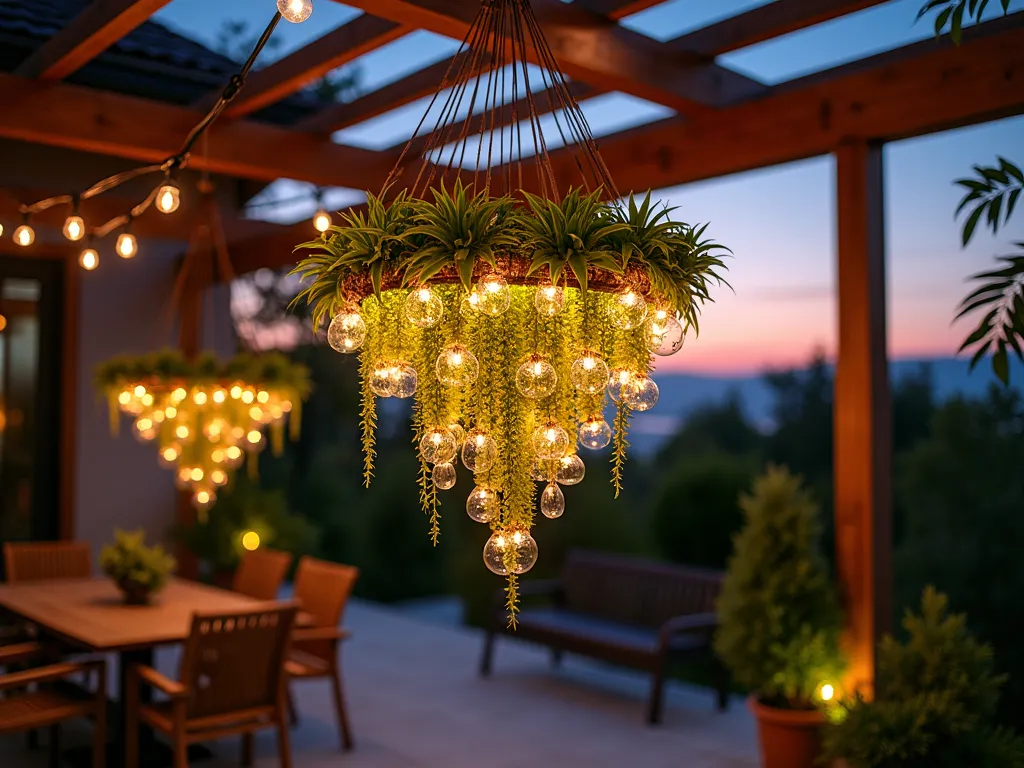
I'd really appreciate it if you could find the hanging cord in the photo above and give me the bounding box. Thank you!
[3,11,284,241]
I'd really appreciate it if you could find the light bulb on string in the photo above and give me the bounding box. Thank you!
[515,355,557,399]
[13,217,34,247]
[313,207,331,233]
[570,352,610,394]
[436,344,479,387]
[534,284,565,316]
[466,486,498,523]
[610,287,648,330]
[405,286,443,328]
[327,312,366,353]
[78,245,99,271]
[541,482,565,519]
[623,375,660,411]
[432,462,457,490]
[556,454,586,485]
[420,426,457,465]
[578,416,612,450]
[648,308,685,356]
[63,210,85,242]
[277,0,313,23]
[156,179,180,214]
[461,429,497,473]
[532,423,570,460]
[483,528,538,575]
[116,228,138,259]
[476,274,510,316]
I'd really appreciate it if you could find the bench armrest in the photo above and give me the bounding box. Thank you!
[658,612,718,647]
[0,658,104,691]
[132,663,187,699]
[0,641,44,666]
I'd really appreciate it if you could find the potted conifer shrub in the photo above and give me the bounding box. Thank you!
[715,466,843,768]
[823,587,1024,768]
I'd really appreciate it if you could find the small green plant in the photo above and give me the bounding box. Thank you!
[100,529,176,601]
[714,466,844,709]
[521,187,626,291]
[823,587,1024,768]
[176,478,319,572]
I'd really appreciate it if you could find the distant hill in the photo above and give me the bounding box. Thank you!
[630,357,1024,456]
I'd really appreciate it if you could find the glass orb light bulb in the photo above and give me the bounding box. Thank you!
[432,462,457,491]
[448,422,466,447]
[156,181,180,214]
[476,273,510,316]
[624,375,660,411]
[158,446,180,468]
[390,363,417,399]
[116,232,138,259]
[436,344,479,387]
[420,427,457,465]
[277,0,313,23]
[610,288,648,330]
[192,488,216,511]
[515,355,557,399]
[483,528,538,575]
[466,486,499,523]
[63,214,85,241]
[79,248,99,271]
[313,207,331,233]
[556,453,586,486]
[13,224,34,247]
[570,352,610,394]
[578,417,612,450]
[532,423,570,460]
[404,286,444,328]
[608,368,635,404]
[241,531,260,551]
[461,429,497,473]
[541,482,565,519]
[327,312,366,353]
[369,361,395,397]
[649,310,685,356]
[534,284,565,317]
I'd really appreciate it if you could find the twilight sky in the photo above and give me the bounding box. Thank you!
[156,0,1024,375]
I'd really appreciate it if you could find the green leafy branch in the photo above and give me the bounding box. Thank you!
[957,252,1024,384]
[917,0,1012,44]
[955,157,1023,246]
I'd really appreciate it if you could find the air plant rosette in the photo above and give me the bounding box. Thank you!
[292,182,728,622]
[96,350,310,517]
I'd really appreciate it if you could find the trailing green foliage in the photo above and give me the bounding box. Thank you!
[957,252,1024,384]
[823,588,1024,768]
[955,158,1023,246]
[918,0,1012,44]
[714,466,844,708]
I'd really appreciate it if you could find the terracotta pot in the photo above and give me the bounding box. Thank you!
[749,696,824,768]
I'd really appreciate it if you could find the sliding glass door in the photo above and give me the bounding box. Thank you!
[0,256,64,552]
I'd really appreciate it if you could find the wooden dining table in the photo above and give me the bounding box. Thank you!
[0,576,266,767]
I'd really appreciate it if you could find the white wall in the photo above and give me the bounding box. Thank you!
[0,139,236,559]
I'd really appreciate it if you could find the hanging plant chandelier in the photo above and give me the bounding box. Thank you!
[97,350,310,516]
[292,0,729,622]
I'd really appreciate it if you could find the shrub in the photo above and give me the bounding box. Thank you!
[823,588,1024,768]
[714,465,843,708]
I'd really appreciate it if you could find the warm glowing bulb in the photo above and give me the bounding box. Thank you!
[256,390,270,404]
[313,208,331,232]
[213,389,226,404]
[162,447,179,462]
[172,387,187,402]
[134,385,146,397]
[418,288,430,301]
[136,418,153,431]
[193,391,208,405]
[543,286,556,298]
[249,406,263,421]
[622,290,637,306]
[582,356,596,370]
[63,215,85,241]
[14,224,34,247]
[156,182,180,214]
[452,352,463,366]
[247,430,262,444]
[226,446,243,461]
[116,232,137,259]
[79,248,99,270]
[242,531,261,551]
[196,490,211,505]
[210,469,228,486]
[164,406,177,419]
[820,684,835,702]
[175,425,189,439]
[230,385,243,399]
[140,393,154,407]
[190,467,204,482]
[277,0,313,23]
[118,392,131,405]
[241,390,255,404]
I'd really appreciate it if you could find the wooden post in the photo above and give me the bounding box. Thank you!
[833,140,893,695]
[175,267,202,580]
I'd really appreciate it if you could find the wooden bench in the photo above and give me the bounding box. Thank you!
[479,549,729,724]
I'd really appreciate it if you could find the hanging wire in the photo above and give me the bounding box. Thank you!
[386,0,619,202]
[1,11,285,242]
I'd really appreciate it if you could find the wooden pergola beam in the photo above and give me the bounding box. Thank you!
[527,15,1024,195]
[327,0,765,115]
[299,50,493,134]
[206,15,409,118]
[668,0,890,57]
[0,74,394,189]
[15,0,173,81]
[575,0,670,20]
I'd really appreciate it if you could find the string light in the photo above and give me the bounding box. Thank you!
[313,206,331,233]
[79,246,99,271]
[156,179,180,214]
[63,208,85,241]
[277,0,313,23]
[242,531,261,551]
[13,218,34,247]
[0,223,4,238]
[116,229,138,259]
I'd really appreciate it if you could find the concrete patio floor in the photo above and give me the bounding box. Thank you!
[1,599,758,767]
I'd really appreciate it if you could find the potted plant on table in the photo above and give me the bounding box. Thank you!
[100,529,176,605]
[714,466,844,768]
[823,587,1024,768]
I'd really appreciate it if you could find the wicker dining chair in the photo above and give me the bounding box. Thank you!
[0,642,106,768]
[286,556,359,751]
[232,548,294,601]
[3,541,92,583]
[125,603,297,768]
